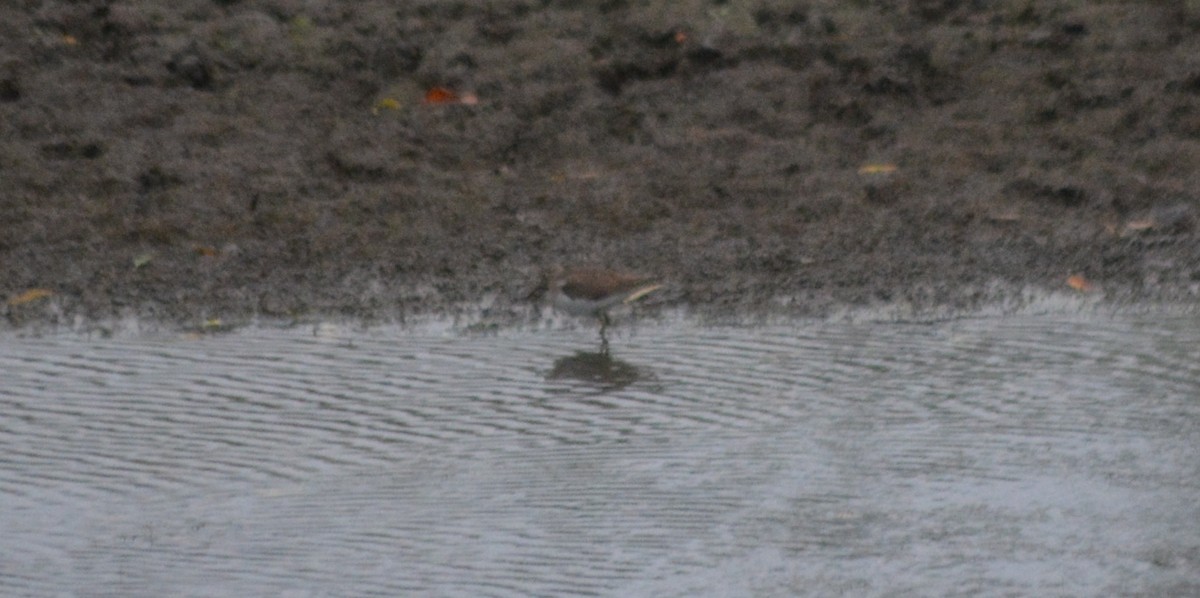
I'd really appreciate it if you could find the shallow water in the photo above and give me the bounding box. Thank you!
[2,314,1198,597]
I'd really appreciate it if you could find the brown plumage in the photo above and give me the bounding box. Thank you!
[558,268,657,302]
[548,268,663,333]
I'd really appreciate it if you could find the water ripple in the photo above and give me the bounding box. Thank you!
[1,314,1198,596]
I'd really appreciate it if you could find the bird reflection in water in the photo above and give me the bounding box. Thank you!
[546,349,645,393]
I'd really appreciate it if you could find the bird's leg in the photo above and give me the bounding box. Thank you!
[599,311,610,351]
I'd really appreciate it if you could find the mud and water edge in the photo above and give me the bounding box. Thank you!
[2,1,1198,332]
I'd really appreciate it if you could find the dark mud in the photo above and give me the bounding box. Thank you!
[2,1,1198,329]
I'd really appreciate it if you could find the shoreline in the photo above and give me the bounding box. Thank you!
[3,2,1198,333]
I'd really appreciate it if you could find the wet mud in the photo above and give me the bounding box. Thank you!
[2,1,1198,328]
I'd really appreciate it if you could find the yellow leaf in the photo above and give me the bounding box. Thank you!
[373,97,401,114]
[858,163,898,175]
[8,288,54,306]
[289,15,314,40]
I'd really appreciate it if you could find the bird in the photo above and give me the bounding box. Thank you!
[546,267,662,344]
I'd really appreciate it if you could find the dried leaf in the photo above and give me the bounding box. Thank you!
[62,35,79,46]
[195,245,219,257]
[1124,218,1156,232]
[289,15,314,40]
[858,163,898,175]
[8,288,54,306]
[424,87,458,104]
[372,97,401,114]
[1066,274,1095,292]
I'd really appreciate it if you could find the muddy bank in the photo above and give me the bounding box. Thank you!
[2,1,1198,330]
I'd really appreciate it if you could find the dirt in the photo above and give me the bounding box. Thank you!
[2,0,1199,331]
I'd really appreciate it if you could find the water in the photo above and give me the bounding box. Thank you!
[1,314,1198,597]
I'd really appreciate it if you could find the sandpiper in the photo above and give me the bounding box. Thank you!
[548,267,662,333]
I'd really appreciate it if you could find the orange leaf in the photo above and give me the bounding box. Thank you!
[1066,274,1095,292]
[674,30,689,44]
[8,288,54,306]
[424,87,458,104]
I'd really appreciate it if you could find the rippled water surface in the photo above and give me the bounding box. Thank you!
[2,314,1198,597]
